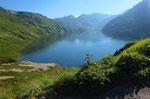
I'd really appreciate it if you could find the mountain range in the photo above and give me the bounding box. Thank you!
[55,13,117,30]
[102,0,150,40]
[1,0,150,63]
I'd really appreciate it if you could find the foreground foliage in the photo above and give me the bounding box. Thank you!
[0,62,78,99]
[54,38,150,96]
[1,38,150,98]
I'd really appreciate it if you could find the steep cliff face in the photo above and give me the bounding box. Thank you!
[102,0,150,40]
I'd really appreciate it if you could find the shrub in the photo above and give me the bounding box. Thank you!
[76,64,111,89]
[114,52,150,78]
[125,38,150,55]
[54,72,77,96]
[74,54,115,94]
[54,39,150,96]
[97,55,114,68]
[136,68,150,79]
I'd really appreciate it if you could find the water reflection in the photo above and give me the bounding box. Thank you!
[21,35,70,54]
[18,30,130,67]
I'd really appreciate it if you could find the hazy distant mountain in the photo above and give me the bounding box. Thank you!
[55,13,117,30]
[102,0,150,40]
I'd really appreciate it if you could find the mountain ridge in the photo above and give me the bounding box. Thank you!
[102,0,150,40]
[55,13,117,30]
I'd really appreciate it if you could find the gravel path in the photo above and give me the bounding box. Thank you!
[97,80,150,99]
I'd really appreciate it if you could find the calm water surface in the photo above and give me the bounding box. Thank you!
[18,31,130,67]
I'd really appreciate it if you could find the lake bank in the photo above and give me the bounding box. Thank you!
[18,30,130,67]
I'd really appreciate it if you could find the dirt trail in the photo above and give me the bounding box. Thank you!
[0,61,57,80]
[0,76,14,80]
[0,69,23,73]
[0,61,57,73]
[19,61,57,72]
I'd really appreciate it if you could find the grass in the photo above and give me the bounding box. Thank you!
[0,62,78,99]
[1,7,150,98]
[0,13,48,64]
[0,38,150,98]
[54,38,150,96]
[0,11,79,64]
[0,7,82,98]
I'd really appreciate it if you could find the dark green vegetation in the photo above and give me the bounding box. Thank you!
[102,0,150,40]
[54,38,150,96]
[55,13,116,30]
[0,7,79,64]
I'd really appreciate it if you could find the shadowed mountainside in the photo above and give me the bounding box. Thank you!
[102,0,150,40]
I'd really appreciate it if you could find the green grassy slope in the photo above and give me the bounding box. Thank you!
[55,38,150,96]
[0,38,150,98]
[15,11,76,36]
[0,13,48,63]
[0,62,78,99]
[0,7,77,64]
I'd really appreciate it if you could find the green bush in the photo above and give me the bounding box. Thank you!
[76,64,111,89]
[54,72,77,96]
[114,52,149,77]
[55,51,150,96]
[136,68,150,79]
[50,39,150,96]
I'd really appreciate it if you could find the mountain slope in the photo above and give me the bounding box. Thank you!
[0,7,76,36]
[102,0,150,40]
[15,12,76,36]
[0,7,77,64]
[55,13,116,30]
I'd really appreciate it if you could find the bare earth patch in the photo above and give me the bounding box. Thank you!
[0,69,23,73]
[19,61,57,72]
[1,63,14,66]
[0,76,14,80]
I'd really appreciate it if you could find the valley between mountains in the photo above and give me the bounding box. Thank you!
[1,0,150,99]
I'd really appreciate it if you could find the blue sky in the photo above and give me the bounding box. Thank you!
[0,0,142,18]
